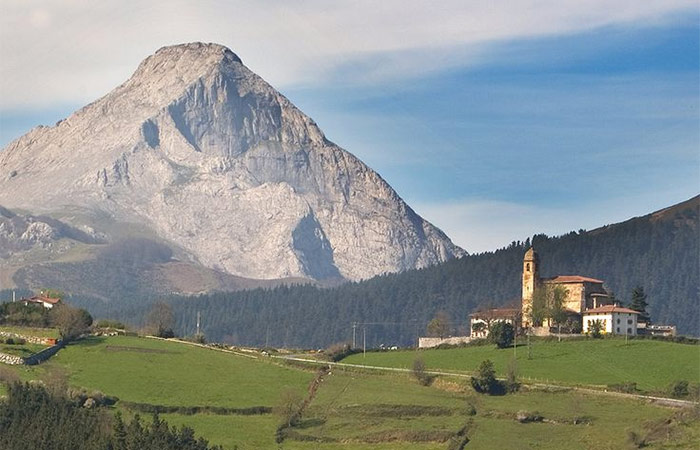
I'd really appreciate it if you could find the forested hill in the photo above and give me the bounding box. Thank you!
[81,196,699,348]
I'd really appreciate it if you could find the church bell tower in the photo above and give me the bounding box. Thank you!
[521,247,539,327]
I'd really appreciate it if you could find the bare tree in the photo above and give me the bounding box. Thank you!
[426,311,451,338]
[146,301,175,338]
[49,304,92,342]
[274,389,304,428]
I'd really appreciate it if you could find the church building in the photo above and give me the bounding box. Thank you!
[521,247,611,328]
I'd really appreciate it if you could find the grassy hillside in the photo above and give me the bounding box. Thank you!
[342,338,700,393]
[1,336,696,449]
[49,336,312,407]
[295,370,691,450]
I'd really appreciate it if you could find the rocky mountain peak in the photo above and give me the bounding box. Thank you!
[129,42,242,87]
[0,43,465,282]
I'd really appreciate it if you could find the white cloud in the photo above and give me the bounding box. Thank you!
[0,0,695,109]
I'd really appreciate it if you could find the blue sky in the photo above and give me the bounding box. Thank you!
[1,1,698,252]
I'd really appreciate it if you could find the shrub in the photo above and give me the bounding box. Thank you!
[669,380,689,398]
[274,389,305,443]
[184,333,206,344]
[470,359,504,395]
[488,322,514,349]
[607,381,638,394]
[505,358,520,393]
[516,410,543,423]
[412,357,435,386]
[323,343,358,362]
[588,319,604,338]
[95,319,126,329]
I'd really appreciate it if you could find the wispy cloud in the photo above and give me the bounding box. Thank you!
[0,0,695,109]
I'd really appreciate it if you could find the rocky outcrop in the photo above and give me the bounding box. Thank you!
[0,43,465,281]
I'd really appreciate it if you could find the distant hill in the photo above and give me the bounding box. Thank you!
[69,196,698,347]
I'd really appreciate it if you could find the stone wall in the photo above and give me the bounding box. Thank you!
[418,336,471,348]
[0,352,24,365]
[0,329,64,365]
[0,331,52,345]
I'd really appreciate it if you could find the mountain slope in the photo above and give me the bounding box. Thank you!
[0,43,464,282]
[99,195,694,347]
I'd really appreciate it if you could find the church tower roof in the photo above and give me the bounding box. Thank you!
[524,247,538,260]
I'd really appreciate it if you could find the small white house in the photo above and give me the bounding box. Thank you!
[582,305,639,336]
[20,295,61,310]
[469,308,520,338]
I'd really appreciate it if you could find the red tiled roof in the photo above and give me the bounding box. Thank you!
[544,275,604,284]
[583,305,639,315]
[25,295,61,304]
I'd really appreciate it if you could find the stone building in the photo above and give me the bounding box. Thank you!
[521,248,611,328]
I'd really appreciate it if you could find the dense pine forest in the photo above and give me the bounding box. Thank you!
[17,196,698,348]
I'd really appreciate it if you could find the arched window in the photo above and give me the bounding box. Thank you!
[526,263,530,272]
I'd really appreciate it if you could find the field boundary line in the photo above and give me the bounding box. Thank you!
[143,336,259,359]
[272,355,698,408]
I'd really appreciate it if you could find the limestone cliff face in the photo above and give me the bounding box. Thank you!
[0,43,465,281]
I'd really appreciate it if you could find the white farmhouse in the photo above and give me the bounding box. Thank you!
[469,308,520,338]
[582,305,639,336]
[20,295,61,309]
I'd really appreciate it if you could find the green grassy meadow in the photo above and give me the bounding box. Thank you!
[47,336,313,407]
[342,338,700,392]
[281,369,697,450]
[0,342,47,357]
[1,335,697,448]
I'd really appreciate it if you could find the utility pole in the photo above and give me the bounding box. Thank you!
[527,329,532,360]
[363,326,366,358]
[196,311,201,336]
[352,322,357,349]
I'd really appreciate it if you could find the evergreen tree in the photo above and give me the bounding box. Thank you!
[629,286,650,323]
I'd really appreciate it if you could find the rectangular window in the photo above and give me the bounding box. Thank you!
[627,319,632,324]
[627,328,632,334]
[616,327,620,333]
[616,318,620,324]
